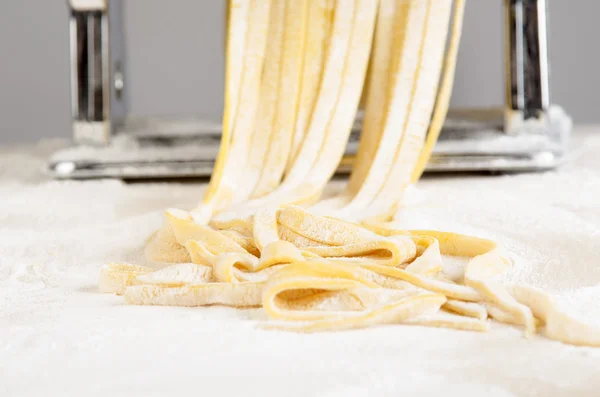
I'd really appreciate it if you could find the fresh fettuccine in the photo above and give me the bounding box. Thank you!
[100,0,600,347]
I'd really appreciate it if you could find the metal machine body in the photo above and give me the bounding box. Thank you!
[48,0,572,179]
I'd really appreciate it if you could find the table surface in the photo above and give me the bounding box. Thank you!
[1,128,599,397]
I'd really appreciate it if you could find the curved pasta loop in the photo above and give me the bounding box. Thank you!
[365,225,535,330]
[97,0,598,347]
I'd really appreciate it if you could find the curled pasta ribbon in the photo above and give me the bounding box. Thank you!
[369,227,537,336]
[100,207,600,346]
[277,206,418,267]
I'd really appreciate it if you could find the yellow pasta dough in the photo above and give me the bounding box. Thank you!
[99,0,600,347]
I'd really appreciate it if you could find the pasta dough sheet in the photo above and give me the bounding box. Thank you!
[1,0,599,395]
[96,0,598,346]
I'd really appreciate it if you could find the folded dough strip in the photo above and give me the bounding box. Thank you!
[251,205,416,268]
[464,251,536,336]
[276,206,417,266]
[165,209,249,256]
[511,285,600,347]
[267,294,447,332]
[366,226,536,334]
[262,259,445,327]
[185,240,263,283]
[258,257,476,331]
[278,206,382,246]
[403,236,443,275]
[361,262,481,302]
[219,229,260,256]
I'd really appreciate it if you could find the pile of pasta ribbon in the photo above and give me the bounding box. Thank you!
[100,0,599,346]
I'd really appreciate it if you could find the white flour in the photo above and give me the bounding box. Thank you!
[1,130,600,397]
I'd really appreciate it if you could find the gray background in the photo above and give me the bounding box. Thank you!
[0,1,597,143]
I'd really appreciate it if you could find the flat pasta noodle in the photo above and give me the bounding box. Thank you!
[98,0,599,347]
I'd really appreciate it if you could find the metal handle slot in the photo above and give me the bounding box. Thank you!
[505,0,550,133]
[69,0,126,144]
[71,11,105,122]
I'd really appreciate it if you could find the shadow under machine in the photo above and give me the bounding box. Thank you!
[48,0,572,179]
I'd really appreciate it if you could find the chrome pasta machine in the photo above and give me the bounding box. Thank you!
[48,0,572,179]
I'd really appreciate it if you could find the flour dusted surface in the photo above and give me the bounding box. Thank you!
[1,131,600,397]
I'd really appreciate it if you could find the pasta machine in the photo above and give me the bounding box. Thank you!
[47,0,572,179]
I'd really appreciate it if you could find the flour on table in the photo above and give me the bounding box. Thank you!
[1,132,600,396]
